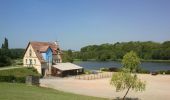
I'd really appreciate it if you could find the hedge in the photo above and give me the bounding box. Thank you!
[158,70,170,74]
[0,75,25,83]
[0,67,41,83]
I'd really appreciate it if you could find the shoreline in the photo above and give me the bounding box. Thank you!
[73,59,170,63]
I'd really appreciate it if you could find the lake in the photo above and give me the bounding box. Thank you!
[73,61,170,72]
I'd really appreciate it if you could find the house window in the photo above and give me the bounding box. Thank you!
[29,59,32,65]
[26,59,27,64]
[34,59,36,64]
[29,49,32,57]
[57,59,60,63]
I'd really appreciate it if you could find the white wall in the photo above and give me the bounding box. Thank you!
[23,44,42,74]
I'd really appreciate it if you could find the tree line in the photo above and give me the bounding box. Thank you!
[0,38,25,67]
[63,41,170,61]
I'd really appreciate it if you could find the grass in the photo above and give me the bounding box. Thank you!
[0,65,23,68]
[0,83,108,100]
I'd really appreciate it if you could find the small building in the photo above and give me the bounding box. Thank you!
[52,63,84,77]
[23,41,62,76]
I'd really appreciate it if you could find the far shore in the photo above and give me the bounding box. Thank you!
[73,59,170,63]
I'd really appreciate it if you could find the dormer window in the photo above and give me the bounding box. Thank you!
[29,49,32,57]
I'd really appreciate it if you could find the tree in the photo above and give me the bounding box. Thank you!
[122,51,141,73]
[0,38,12,67]
[110,51,145,100]
[73,41,169,61]
[62,50,73,63]
[1,44,4,48]
[4,38,9,49]
[0,49,12,67]
[2,37,9,49]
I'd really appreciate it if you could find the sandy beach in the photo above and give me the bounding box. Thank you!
[40,74,170,100]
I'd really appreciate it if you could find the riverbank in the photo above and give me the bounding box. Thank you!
[74,59,170,63]
[141,59,170,63]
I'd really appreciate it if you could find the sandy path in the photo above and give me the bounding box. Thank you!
[40,74,170,100]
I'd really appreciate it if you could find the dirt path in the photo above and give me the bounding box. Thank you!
[40,74,170,100]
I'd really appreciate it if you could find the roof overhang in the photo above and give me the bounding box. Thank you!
[52,63,83,71]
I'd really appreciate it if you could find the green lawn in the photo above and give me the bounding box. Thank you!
[0,83,108,100]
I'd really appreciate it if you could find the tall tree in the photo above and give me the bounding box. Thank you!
[1,37,9,49]
[4,37,9,49]
[110,51,145,100]
[1,44,4,48]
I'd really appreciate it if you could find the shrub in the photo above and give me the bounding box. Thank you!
[100,67,119,72]
[158,70,165,74]
[100,68,109,71]
[0,75,15,82]
[15,77,25,83]
[108,67,119,72]
[84,70,92,74]
[157,70,170,74]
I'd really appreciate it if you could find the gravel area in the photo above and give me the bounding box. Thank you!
[40,74,170,100]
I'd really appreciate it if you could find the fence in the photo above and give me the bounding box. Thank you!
[75,72,113,80]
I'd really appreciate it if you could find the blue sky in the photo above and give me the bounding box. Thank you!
[0,0,170,50]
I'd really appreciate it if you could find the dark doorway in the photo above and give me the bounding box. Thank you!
[41,68,45,76]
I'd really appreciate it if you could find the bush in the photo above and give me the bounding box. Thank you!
[84,70,92,74]
[100,68,109,71]
[108,67,119,72]
[0,56,12,67]
[100,67,119,72]
[0,76,26,83]
[157,70,170,74]
[15,77,25,83]
[165,70,170,74]
[0,75,15,82]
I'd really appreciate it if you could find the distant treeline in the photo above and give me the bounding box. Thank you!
[70,41,170,61]
[0,38,25,67]
[0,48,25,67]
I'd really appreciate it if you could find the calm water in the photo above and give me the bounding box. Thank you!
[73,61,170,72]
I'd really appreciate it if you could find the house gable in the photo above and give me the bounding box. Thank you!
[23,43,42,73]
[23,41,62,75]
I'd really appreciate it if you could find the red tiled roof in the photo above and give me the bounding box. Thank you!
[25,41,61,63]
[30,41,59,54]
